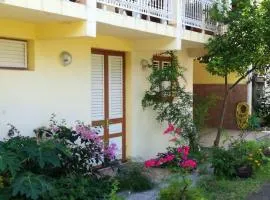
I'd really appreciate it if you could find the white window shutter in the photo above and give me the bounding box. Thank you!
[0,39,27,69]
[109,56,123,119]
[91,54,105,121]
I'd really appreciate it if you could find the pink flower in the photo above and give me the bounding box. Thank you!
[175,128,182,135]
[165,154,175,162]
[180,159,197,169]
[177,146,190,156]
[163,123,175,134]
[177,146,190,160]
[145,159,157,168]
[50,125,59,133]
[75,125,101,142]
[144,154,175,168]
[104,143,118,160]
[169,137,178,142]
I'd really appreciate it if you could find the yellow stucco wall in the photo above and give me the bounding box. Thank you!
[0,19,36,39]
[193,60,246,84]
[0,19,194,159]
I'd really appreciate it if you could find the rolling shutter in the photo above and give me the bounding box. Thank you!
[0,39,27,69]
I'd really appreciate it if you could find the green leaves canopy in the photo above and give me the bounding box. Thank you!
[202,0,270,77]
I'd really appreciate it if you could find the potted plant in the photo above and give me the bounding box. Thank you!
[263,147,270,157]
[232,141,265,178]
[235,164,253,178]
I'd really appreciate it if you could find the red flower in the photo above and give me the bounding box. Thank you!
[180,159,197,169]
[165,154,175,162]
[177,146,190,160]
[163,123,175,134]
[144,159,157,168]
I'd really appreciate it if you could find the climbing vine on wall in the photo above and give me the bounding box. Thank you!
[142,51,198,151]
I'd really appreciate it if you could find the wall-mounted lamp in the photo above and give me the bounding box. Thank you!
[140,59,149,69]
[60,51,72,66]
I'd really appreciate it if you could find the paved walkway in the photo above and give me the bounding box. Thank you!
[247,183,270,200]
[199,128,270,147]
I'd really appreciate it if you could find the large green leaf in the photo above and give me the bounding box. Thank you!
[0,150,21,177]
[12,172,51,200]
[23,141,62,168]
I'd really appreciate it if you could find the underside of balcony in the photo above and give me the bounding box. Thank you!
[0,0,87,23]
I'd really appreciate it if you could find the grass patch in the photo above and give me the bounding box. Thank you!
[198,162,270,200]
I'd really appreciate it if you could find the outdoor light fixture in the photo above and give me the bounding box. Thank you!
[60,51,72,66]
[140,59,149,69]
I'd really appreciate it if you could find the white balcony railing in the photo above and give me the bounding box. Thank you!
[96,0,174,22]
[182,0,217,32]
[96,0,218,33]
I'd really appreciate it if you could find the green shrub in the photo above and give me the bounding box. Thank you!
[43,175,116,200]
[115,162,153,192]
[247,114,261,131]
[159,179,205,200]
[0,136,70,200]
[0,118,119,200]
[211,141,268,178]
[211,147,236,178]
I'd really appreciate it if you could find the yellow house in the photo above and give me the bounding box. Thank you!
[0,0,217,159]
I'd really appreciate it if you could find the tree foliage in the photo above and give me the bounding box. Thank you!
[202,0,270,78]
[200,0,270,146]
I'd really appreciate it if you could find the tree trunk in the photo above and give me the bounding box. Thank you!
[214,76,229,147]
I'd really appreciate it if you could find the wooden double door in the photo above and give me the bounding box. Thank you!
[91,49,126,160]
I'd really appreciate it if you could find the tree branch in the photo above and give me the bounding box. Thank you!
[229,65,259,90]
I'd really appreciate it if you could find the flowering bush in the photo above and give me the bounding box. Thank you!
[145,123,197,170]
[144,146,197,170]
[35,115,118,175]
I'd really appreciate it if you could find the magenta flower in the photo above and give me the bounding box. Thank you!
[75,125,101,142]
[104,143,118,160]
[175,128,183,135]
[180,159,197,169]
[163,123,175,134]
[145,159,157,168]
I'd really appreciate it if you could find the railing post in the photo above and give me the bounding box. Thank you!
[175,0,182,37]
[161,0,168,24]
[179,0,185,31]
[202,1,206,33]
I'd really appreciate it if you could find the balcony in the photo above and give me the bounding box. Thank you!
[96,0,174,24]
[182,0,217,34]
[95,0,216,39]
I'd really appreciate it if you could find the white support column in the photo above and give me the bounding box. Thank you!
[247,65,253,114]
[86,0,97,37]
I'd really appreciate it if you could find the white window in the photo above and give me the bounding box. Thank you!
[0,39,27,69]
